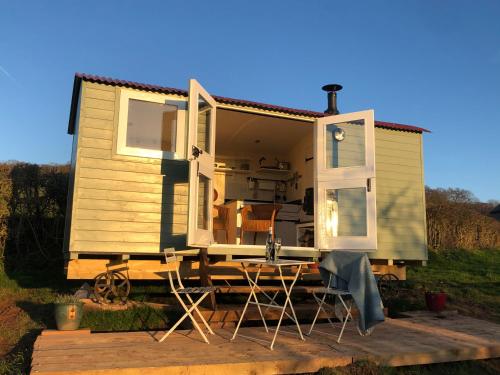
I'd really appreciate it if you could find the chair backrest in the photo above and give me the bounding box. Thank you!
[164,251,184,291]
[252,204,282,220]
[214,205,230,223]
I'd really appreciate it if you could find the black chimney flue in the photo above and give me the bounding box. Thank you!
[322,84,343,115]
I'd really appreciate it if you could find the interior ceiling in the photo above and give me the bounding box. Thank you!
[216,109,313,156]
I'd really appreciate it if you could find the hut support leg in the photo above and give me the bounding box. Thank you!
[199,248,217,310]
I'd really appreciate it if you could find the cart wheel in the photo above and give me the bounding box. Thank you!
[94,271,131,304]
[377,273,400,301]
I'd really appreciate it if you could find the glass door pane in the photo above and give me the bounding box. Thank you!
[197,174,210,230]
[197,95,212,154]
[325,187,367,237]
[326,119,365,168]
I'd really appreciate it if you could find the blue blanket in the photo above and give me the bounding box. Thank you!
[319,251,385,332]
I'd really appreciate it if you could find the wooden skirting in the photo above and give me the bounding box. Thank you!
[66,258,405,281]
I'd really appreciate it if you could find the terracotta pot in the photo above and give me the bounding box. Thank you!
[425,291,447,312]
[309,262,320,270]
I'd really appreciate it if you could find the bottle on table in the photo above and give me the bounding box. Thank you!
[273,238,281,262]
[265,226,273,262]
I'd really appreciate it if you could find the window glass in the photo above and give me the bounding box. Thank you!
[326,119,365,168]
[126,99,177,152]
[197,95,212,153]
[197,174,210,230]
[325,187,367,237]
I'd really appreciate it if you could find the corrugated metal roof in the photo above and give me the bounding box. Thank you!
[69,73,430,134]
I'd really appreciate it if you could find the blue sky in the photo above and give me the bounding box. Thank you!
[0,1,499,201]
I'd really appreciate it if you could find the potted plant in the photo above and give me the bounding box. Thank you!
[425,284,447,313]
[54,294,84,330]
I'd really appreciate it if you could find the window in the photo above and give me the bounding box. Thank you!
[127,99,177,152]
[117,89,186,159]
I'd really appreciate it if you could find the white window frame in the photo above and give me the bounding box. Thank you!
[116,89,187,159]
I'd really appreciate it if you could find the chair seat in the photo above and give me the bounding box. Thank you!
[313,287,351,296]
[175,286,218,294]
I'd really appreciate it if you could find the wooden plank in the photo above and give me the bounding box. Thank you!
[83,97,115,111]
[375,150,421,162]
[71,241,176,254]
[73,228,186,242]
[76,197,188,213]
[84,81,116,92]
[76,209,164,223]
[80,117,114,131]
[375,130,421,145]
[85,87,116,101]
[41,329,91,336]
[67,259,180,280]
[77,188,187,204]
[78,167,165,184]
[79,147,112,159]
[376,164,422,177]
[199,248,216,309]
[79,157,164,174]
[78,177,166,194]
[376,158,421,169]
[74,218,186,232]
[81,107,114,121]
[79,127,113,140]
[375,139,421,153]
[79,137,113,150]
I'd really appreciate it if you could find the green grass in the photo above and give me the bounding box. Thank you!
[317,358,500,375]
[0,265,177,374]
[81,305,173,332]
[386,248,500,322]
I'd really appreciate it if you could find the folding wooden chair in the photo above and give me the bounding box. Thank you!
[307,273,354,343]
[158,252,217,343]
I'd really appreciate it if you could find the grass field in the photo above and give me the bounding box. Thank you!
[0,248,499,374]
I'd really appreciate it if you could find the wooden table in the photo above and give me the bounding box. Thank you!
[230,258,315,350]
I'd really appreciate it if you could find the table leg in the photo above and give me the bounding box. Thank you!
[244,264,269,333]
[250,284,296,323]
[231,263,266,341]
[270,264,303,350]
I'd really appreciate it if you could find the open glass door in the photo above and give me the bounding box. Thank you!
[314,110,377,250]
[187,79,217,247]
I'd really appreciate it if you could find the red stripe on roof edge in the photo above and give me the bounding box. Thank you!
[74,73,430,133]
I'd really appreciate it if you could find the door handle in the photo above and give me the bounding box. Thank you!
[367,178,372,192]
[192,145,203,159]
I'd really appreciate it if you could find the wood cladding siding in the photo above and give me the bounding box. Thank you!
[374,128,427,260]
[69,82,189,254]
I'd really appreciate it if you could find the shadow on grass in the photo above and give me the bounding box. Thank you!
[0,327,41,375]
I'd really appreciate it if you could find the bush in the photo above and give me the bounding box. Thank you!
[0,161,69,272]
[426,187,500,250]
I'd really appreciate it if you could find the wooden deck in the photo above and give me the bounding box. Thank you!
[32,314,500,374]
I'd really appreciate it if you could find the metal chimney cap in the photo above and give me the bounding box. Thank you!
[322,84,343,93]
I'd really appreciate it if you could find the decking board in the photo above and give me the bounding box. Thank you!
[31,315,500,374]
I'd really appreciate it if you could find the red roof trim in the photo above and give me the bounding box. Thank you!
[70,73,430,134]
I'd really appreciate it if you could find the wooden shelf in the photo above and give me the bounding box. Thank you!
[256,168,291,174]
[215,168,251,174]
